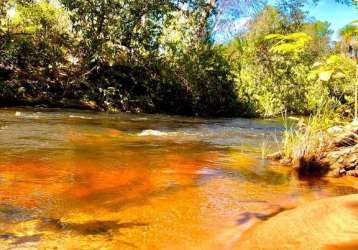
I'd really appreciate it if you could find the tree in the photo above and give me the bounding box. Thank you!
[59,0,179,64]
[308,54,356,116]
[339,21,358,121]
[303,21,333,59]
[340,21,358,57]
[2,1,70,68]
[223,2,337,117]
[276,0,307,32]
[190,0,266,41]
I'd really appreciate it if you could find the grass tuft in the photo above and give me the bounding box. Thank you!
[281,104,343,163]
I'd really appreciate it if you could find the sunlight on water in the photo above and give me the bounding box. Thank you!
[0,108,356,249]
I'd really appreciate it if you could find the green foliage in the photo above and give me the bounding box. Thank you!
[224,2,356,118]
[303,21,333,58]
[175,43,238,115]
[59,0,180,64]
[226,17,316,117]
[340,21,358,43]
[310,54,356,82]
[264,32,312,55]
[307,54,356,117]
[0,0,239,116]
[1,1,70,69]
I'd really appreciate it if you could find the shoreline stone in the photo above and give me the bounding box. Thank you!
[269,124,358,178]
[235,194,358,250]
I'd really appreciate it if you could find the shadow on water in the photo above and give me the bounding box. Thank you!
[40,218,148,235]
[236,208,288,225]
[295,175,358,195]
[216,162,291,186]
[0,218,148,248]
[0,233,42,246]
[297,157,331,178]
[0,201,148,248]
[0,204,34,223]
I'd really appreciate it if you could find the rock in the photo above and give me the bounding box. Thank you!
[235,194,358,250]
[327,168,341,177]
[332,133,356,147]
[339,168,346,175]
[347,170,358,177]
[266,152,283,161]
[327,126,344,135]
[279,158,292,165]
[17,87,26,94]
[297,125,358,178]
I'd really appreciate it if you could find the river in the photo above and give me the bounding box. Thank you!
[0,108,356,249]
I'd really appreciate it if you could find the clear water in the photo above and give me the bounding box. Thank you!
[0,108,356,249]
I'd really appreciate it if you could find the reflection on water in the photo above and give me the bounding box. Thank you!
[0,108,356,249]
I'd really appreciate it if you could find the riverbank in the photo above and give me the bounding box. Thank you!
[0,78,157,114]
[269,123,358,178]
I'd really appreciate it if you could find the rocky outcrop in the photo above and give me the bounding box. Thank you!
[298,125,358,177]
[269,124,358,178]
[235,194,358,250]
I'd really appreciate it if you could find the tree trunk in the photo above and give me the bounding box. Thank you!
[197,0,217,41]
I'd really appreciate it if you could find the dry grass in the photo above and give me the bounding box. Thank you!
[281,107,343,163]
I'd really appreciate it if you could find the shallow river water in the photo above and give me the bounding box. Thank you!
[0,108,356,250]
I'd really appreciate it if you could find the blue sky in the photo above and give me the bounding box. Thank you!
[305,0,357,40]
[215,0,357,43]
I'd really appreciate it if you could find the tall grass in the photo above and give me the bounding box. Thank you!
[281,104,343,162]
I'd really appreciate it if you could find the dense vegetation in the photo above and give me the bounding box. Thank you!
[225,1,357,118]
[0,0,357,117]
